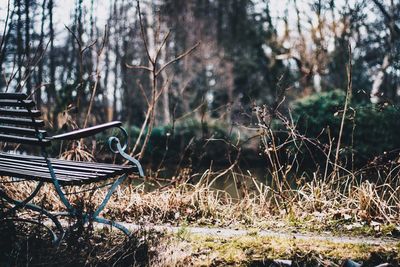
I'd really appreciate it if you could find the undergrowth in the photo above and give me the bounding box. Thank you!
[1,166,399,238]
[0,218,156,266]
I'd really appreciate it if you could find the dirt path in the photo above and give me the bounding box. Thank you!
[119,222,399,246]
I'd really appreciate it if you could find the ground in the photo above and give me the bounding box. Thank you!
[2,179,400,266]
[121,223,400,266]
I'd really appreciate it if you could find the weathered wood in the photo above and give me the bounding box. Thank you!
[51,121,122,140]
[0,108,41,117]
[0,165,80,183]
[0,99,35,108]
[2,152,134,170]
[0,93,28,100]
[0,134,51,146]
[0,152,137,185]
[0,116,45,127]
[0,125,47,137]
[0,160,100,178]
[0,92,143,240]
[0,156,115,175]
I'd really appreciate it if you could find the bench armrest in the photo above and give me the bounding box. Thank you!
[50,121,122,140]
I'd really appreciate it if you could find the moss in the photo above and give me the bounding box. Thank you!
[246,228,260,236]
[178,232,399,266]
[381,224,398,236]
[176,226,191,241]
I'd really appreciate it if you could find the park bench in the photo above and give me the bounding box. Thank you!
[0,92,144,243]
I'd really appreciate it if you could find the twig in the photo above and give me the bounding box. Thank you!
[83,25,108,129]
[333,44,352,180]
[156,42,200,76]
[128,0,199,161]
[136,0,153,64]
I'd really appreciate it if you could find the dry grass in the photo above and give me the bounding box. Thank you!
[1,165,399,236]
[1,133,400,266]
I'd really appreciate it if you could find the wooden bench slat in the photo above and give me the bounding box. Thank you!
[0,163,121,185]
[47,158,135,171]
[0,153,137,185]
[0,156,116,174]
[0,116,45,127]
[0,134,51,146]
[0,93,28,100]
[1,153,133,170]
[0,93,143,240]
[0,108,41,117]
[0,166,82,183]
[0,94,47,148]
[0,161,101,178]
[0,100,35,108]
[0,125,47,137]
[0,164,99,184]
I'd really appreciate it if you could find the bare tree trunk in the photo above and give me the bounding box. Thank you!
[37,0,47,109]
[24,0,31,94]
[370,0,398,103]
[89,0,95,40]
[0,1,14,79]
[160,41,171,124]
[161,71,170,124]
[76,0,84,113]
[144,0,157,118]
[370,54,390,103]
[112,0,120,120]
[48,0,56,116]
[17,0,23,87]
[103,10,111,121]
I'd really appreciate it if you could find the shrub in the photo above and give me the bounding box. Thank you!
[292,89,400,166]
[128,118,240,168]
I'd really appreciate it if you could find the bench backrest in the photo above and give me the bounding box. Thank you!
[0,93,50,147]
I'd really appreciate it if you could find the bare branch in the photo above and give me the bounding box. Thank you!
[136,79,150,107]
[81,39,97,54]
[333,44,352,178]
[83,25,108,129]
[156,42,200,76]
[136,0,154,64]
[372,0,400,36]
[154,30,171,64]
[125,63,152,72]
[65,25,82,49]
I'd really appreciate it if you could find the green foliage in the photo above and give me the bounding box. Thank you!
[292,89,400,166]
[129,118,239,167]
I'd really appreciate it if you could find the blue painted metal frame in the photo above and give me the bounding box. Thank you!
[0,103,144,243]
[43,126,144,242]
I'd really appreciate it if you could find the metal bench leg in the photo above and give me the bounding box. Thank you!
[92,174,127,218]
[91,174,130,236]
[93,217,130,236]
[1,218,59,243]
[50,175,130,237]
[1,180,44,216]
[0,189,64,244]
[46,159,76,215]
[43,135,142,238]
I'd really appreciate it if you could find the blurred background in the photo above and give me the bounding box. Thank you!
[0,0,400,177]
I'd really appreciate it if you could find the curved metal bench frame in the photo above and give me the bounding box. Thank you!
[0,95,144,244]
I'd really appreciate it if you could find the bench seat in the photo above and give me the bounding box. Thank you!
[0,152,138,185]
[0,92,144,241]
